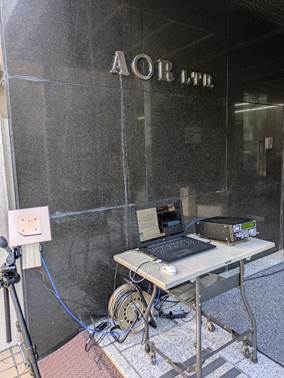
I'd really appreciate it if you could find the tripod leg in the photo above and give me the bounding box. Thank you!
[3,287,12,343]
[9,284,41,378]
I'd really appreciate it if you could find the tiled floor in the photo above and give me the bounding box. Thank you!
[0,251,283,378]
[0,345,32,378]
[103,308,284,378]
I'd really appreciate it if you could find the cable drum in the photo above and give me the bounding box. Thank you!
[108,283,152,333]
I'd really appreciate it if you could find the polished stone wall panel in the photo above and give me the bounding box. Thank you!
[141,0,228,33]
[124,88,227,203]
[23,269,77,358]
[2,0,142,90]
[8,79,125,213]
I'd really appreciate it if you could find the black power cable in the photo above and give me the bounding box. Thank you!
[245,267,284,282]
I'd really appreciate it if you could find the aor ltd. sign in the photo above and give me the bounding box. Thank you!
[110,51,214,88]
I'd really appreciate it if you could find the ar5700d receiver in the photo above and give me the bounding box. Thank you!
[195,217,257,244]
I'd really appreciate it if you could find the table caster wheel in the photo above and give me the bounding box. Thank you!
[251,355,258,363]
[145,344,150,353]
[151,353,157,365]
[194,341,197,348]
[242,345,251,359]
[207,322,216,332]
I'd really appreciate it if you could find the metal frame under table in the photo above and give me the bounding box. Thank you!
[114,236,275,378]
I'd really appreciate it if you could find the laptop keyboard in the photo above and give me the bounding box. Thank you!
[145,237,215,262]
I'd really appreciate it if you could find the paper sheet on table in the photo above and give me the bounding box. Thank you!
[137,208,164,242]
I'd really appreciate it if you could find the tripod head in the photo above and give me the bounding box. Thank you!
[0,236,21,267]
[0,236,21,288]
[0,236,9,249]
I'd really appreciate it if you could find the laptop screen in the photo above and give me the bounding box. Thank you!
[136,202,184,243]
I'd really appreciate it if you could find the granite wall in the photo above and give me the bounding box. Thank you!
[0,0,283,355]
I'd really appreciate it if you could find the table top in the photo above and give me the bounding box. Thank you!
[114,235,275,290]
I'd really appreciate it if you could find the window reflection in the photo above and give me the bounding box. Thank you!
[234,101,283,180]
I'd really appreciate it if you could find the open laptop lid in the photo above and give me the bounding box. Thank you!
[136,201,184,247]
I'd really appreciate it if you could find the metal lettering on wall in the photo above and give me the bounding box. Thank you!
[110,50,213,88]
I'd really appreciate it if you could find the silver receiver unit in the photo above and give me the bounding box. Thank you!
[196,217,257,244]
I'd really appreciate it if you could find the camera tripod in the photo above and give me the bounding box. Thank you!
[0,236,41,378]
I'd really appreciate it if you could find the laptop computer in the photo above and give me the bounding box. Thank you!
[136,201,215,262]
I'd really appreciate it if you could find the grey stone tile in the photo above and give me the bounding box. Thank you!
[123,90,148,203]
[119,326,197,378]
[9,79,125,213]
[202,327,246,366]
[113,316,178,352]
[125,205,140,250]
[207,363,248,378]
[179,314,247,365]
[141,0,228,34]
[142,21,209,61]
[2,0,122,87]
[236,352,284,378]
[148,92,226,199]
[189,355,236,378]
[135,0,228,97]
[124,89,227,203]
[103,342,141,378]
[229,18,284,102]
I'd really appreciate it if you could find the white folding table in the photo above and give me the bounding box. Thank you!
[114,235,275,377]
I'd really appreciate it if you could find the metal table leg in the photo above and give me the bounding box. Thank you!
[239,260,258,362]
[144,284,157,353]
[143,284,192,376]
[195,277,203,378]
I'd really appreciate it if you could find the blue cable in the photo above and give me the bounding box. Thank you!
[184,217,206,230]
[157,288,160,300]
[41,254,117,337]
[154,288,160,305]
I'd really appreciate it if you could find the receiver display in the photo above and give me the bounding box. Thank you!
[241,221,256,230]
